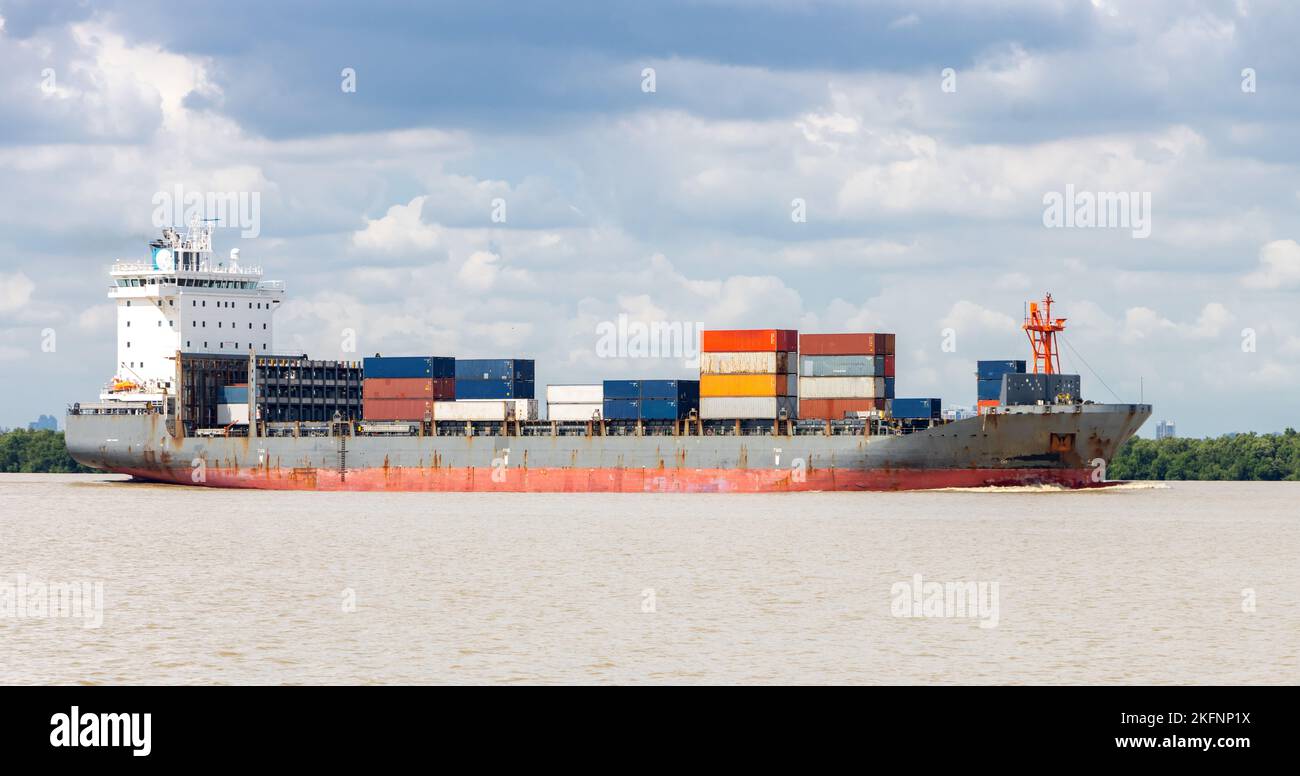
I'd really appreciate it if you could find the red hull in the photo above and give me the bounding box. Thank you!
[116,465,1103,492]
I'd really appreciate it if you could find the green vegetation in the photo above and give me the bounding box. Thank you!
[1109,429,1300,481]
[0,429,95,473]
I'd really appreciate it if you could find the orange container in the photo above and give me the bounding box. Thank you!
[977,399,999,414]
[702,329,798,353]
[363,398,433,420]
[798,398,885,419]
[799,333,896,356]
[800,333,876,355]
[700,373,790,397]
[363,377,455,399]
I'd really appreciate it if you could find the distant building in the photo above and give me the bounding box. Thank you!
[1156,420,1176,440]
[942,407,977,422]
[28,414,58,431]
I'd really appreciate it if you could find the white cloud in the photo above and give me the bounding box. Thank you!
[1242,239,1300,289]
[351,196,443,254]
[0,272,35,313]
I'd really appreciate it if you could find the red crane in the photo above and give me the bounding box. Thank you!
[1023,293,1066,374]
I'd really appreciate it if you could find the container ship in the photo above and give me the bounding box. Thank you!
[64,223,1150,492]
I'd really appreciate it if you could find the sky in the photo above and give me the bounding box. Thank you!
[1,0,1298,436]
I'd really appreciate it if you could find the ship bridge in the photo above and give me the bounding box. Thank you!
[104,220,285,399]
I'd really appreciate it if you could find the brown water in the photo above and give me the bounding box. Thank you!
[0,474,1296,685]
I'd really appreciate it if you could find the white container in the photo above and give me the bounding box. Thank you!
[433,399,538,421]
[699,396,797,420]
[546,384,603,404]
[547,403,603,421]
[216,403,249,425]
[699,351,796,375]
[798,376,883,399]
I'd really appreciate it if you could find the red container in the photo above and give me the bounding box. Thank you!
[702,329,798,352]
[363,398,434,420]
[884,354,895,377]
[799,333,875,356]
[364,377,455,399]
[881,333,896,355]
[977,399,999,414]
[798,398,886,419]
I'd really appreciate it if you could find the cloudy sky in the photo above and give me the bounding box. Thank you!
[1,0,1298,436]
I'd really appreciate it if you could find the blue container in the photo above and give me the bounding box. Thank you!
[364,356,454,379]
[222,386,248,404]
[884,377,896,399]
[603,379,641,400]
[602,398,640,420]
[977,360,1026,381]
[640,379,699,401]
[430,357,455,378]
[800,355,882,377]
[977,378,1002,401]
[455,379,535,400]
[890,397,941,419]
[456,359,535,382]
[639,398,683,420]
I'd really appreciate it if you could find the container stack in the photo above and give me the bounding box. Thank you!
[216,383,250,425]
[602,379,700,421]
[976,359,1025,414]
[699,329,798,419]
[797,333,896,419]
[455,359,535,399]
[546,384,604,422]
[362,356,455,420]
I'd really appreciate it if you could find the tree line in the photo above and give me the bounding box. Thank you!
[0,429,95,473]
[1108,429,1300,481]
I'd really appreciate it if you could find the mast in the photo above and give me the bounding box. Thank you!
[1023,293,1067,374]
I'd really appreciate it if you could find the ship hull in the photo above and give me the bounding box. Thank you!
[66,403,1150,492]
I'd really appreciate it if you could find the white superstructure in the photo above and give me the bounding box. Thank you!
[104,219,284,400]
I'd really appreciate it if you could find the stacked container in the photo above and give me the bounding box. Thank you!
[362,356,455,420]
[455,359,535,399]
[699,329,798,419]
[976,359,1025,412]
[546,384,604,422]
[602,379,700,421]
[216,383,250,425]
[797,333,896,419]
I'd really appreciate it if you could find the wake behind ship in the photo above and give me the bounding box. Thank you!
[65,223,1150,492]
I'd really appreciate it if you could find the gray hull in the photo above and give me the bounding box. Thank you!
[65,403,1151,491]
